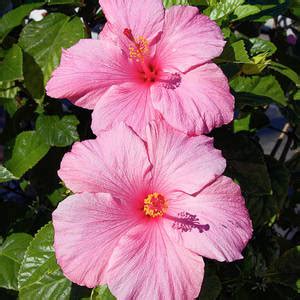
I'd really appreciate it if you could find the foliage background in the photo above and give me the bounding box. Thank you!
[0,0,300,299]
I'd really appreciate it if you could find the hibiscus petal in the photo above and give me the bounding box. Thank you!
[91,83,161,137]
[53,192,138,288]
[166,176,253,262]
[156,6,225,72]
[99,21,119,45]
[146,120,226,195]
[46,39,134,109]
[151,63,234,135]
[106,223,204,300]
[58,123,151,201]
[99,0,164,45]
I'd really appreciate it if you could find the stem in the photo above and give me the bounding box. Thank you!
[270,123,290,157]
[279,125,295,162]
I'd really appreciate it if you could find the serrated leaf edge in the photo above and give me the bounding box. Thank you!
[17,222,54,290]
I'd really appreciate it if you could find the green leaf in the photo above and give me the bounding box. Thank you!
[0,2,44,43]
[290,0,300,18]
[221,27,231,39]
[0,165,17,183]
[19,13,86,86]
[234,111,269,132]
[198,266,222,300]
[268,61,300,84]
[209,0,244,20]
[163,0,189,7]
[234,114,251,132]
[214,130,272,197]
[36,114,79,147]
[247,156,289,228]
[0,81,18,98]
[294,89,300,101]
[242,53,270,75]
[19,269,71,300]
[18,223,71,300]
[249,38,277,57]
[47,185,70,207]
[249,0,290,22]
[230,75,287,106]
[46,0,83,4]
[233,4,261,20]
[266,156,290,212]
[267,246,300,292]
[0,45,23,82]
[22,51,45,102]
[0,98,18,117]
[0,234,33,264]
[189,0,207,4]
[234,93,273,107]
[91,285,116,300]
[5,131,50,178]
[217,40,250,63]
[0,81,20,117]
[0,256,19,291]
[0,233,32,291]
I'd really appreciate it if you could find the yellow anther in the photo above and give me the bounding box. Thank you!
[128,36,149,62]
[143,193,168,218]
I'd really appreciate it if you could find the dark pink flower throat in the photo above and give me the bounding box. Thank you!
[123,28,181,88]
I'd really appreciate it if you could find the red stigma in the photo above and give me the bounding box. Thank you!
[123,28,135,43]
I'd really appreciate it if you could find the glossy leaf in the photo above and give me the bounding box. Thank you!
[5,131,50,178]
[36,114,79,147]
[294,90,300,101]
[0,165,17,183]
[91,286,116,300]
[0,234,32,264]
[233,4,261,20]
[234,114,251,132]
[268,61,299,84]
[242,53,269,75]
[231,75,286,106]
[0,45,23,82]
[19,13,86,86]
[47,185,70,207]
[249,38,277,57]
[0,81,20,117]
[22,51,45,103]
[0,256,19,291]
[209,0,244,20]
[163,0,189,7]
[0,81,18,99]
[217,40,250,63]
[249,0,290,22]
[0,2,44,42]
[46,0,83,5]
[0,234,32,291]
[18,223,71,300]
[19,268,72,300]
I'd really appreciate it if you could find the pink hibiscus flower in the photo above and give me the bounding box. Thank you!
[53,121,252,299]
[46,0,234,136]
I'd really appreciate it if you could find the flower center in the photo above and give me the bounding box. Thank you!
[123,28,149,62]
[123,28,182,88]
[123,28,157,82]
[143,192,168,218]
